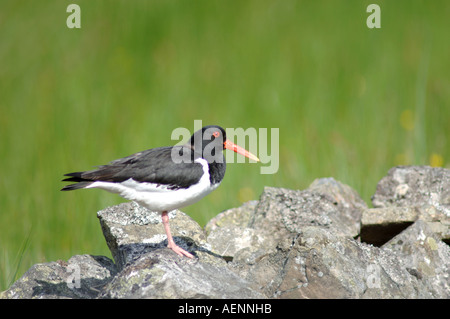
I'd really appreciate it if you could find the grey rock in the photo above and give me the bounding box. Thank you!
[1,255,116,299]
[97,201,264,298]
[360,205,450,246]
[3,166,449,299]
[372,166,450,215]
[230,225,427,298]
[97,201,207,270]
[205,201,266,259]
[228,177,450,298]
[99,248,265,299]
[366,166,450,244]
[362,207,419,225]
[242,223,448,299]
[204,200,257,235]
[360,207,417,246]
[249,186,361,240]
[206,226,265,260]
[382,220,450,298]
[308,177,367,236]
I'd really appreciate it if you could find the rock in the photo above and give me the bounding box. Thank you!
[3,203,264,299]
[1,255,116,299]
[229,198,435,298]
[95,201,265,298]
[206,179,367,260]
[3,166,449,299]
[99,248,265,299]
[204,200,258,235]
[360,207,417,246]
[205,201,266,259]
[371,166,450,215]
[229,224,427,298]
[226,175,450,298]
[98,201,264,298]
[97,201,208,270]
[365,166,450,245]
[249,185,362,240]
[272,227,422,298]
[206,226,265,261]
[382,220,450,298]
[308,177,367,236]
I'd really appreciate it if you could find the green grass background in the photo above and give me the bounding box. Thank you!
[1,0,449,291]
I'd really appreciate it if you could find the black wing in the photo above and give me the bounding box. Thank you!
[61,146,205,191]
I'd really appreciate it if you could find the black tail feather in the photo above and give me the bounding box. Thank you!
[61,172,92,191]
[62,171,84,179]
[61,181,93,191]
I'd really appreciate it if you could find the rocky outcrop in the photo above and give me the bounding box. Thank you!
[2,166,449,299]
[366,165,450,245]
[0,255,117,299]
[95,202,264,298]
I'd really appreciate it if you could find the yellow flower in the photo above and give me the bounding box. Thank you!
[429,153,444,167]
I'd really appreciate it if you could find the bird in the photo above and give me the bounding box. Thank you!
[61,125,259,258]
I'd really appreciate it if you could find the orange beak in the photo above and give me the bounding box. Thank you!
[224,139,260,162]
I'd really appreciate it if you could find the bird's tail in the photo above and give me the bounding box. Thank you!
[61,172,93,191]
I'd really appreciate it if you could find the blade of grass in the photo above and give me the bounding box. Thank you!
[7,227,33,288]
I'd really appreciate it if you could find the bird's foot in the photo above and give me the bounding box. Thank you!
[168,241,194,258]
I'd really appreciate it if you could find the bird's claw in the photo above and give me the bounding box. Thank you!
[168,242,194,258]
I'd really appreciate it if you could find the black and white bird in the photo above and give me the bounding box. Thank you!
[62,125,259,258]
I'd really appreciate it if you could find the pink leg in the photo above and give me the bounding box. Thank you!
[161,211,194,258]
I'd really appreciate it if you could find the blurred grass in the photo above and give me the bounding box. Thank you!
[1,0,449,291]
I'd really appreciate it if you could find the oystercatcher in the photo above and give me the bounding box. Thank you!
[62,125,259,258]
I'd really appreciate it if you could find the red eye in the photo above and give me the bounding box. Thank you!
[212,131,220,138]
